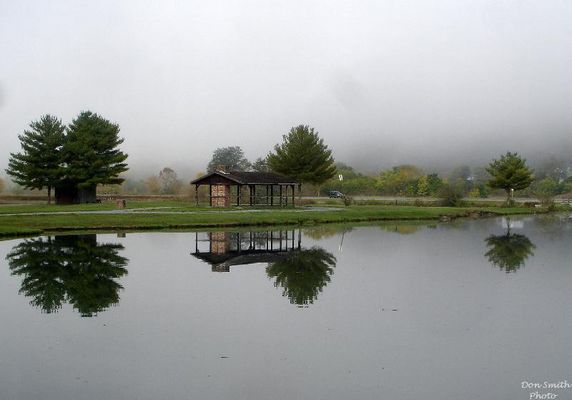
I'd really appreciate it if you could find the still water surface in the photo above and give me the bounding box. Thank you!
[0,215,571,399]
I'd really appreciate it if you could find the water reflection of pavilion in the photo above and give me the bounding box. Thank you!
[192,229,302,272]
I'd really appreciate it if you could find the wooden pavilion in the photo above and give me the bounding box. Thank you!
[191,170,299,207]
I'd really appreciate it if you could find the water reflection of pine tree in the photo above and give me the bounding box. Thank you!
[266,247,336,306]
[485,231,535,273]
[7,235,128,316]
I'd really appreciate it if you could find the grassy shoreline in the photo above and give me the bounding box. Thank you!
[0,201,549,240]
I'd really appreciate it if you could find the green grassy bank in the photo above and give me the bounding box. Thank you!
[0,200,547,239]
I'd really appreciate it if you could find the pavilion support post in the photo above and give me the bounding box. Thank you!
[209,184,212,207]
[270,185,274,206]
[279,185,283,207]
[195,184,199,206]
[237,185,241,206]
[291,185,295,207]
[266,185,269,206]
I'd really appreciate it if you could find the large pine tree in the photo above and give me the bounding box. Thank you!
[267,125,337,188]
[6,114,65,204]
[63,111,128,192]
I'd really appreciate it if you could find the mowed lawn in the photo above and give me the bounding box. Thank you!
[0,199,542,238]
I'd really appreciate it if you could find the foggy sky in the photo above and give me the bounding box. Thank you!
[1,0,571,179]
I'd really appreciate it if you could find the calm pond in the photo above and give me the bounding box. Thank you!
[0,215,571,400]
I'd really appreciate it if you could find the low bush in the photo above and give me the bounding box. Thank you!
[438,184,466,207]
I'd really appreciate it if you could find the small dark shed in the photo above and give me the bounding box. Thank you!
[55,183,97,205]
[191,170,299,207]
[55,185,78,205]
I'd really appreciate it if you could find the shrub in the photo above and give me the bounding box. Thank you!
[547,203,558,212]
[438,183,465,207]
[534,177,559,207]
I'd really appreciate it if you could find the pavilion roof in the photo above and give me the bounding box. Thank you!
[191,171,298,185]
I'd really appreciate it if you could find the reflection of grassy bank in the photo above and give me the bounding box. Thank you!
[0,226,44,238]
[379,223,432,235]
[0,203,545,239]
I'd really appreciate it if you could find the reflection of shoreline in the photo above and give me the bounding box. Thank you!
[485,222,536,273]
[7,235,128,316]
[192,230,336,306]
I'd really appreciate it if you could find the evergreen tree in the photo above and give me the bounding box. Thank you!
[63,111,128,191]
[6,115,65,204]
[267,125,336,187]
[486,152,533,205]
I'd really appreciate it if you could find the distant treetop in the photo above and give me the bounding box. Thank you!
[207,146,251,173]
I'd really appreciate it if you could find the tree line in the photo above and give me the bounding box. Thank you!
[5,115,571,205]
[201,140,570,205]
